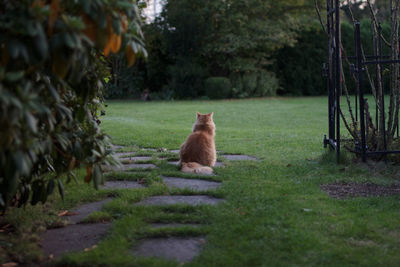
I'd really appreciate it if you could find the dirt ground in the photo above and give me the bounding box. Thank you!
[320,182,400,199]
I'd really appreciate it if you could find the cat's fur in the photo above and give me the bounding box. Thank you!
[179,112,216,174]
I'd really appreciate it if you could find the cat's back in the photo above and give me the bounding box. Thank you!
[180,132,216,166]
[180,112,216,166]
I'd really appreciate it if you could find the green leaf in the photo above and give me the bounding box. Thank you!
[64,33,75,49]
[81,0,91,13]
[48,84,60,102]
[97,8,107,29]
[47,179,55,195]
[93,164,101,189]
[0,193,5,208]
[57,179,64,200]
[5,71,24,82]
[27,22,38,36]
[13,151,31,177]
[25,112,38,133]
[31,181,41,205]
[18,184,30,207]
[33,22,48,61]
[7,40,21,58]
[73,141,83,160]
[112,18,122,35]
[69,171,78,183]
[39,183,48,203]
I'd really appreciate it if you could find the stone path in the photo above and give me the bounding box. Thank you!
[119,155,152,162]
[40,145,258,263]
[132,237,206,263]
[103,163,157,172]
[136,195,224,206]
[41,223,111,258]
[102,181,145,189]
[114,152,136,158]
[41,198,112,257]
[66,198,113,224]
[162,176,221,190]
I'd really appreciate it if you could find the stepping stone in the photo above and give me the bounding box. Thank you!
[162,176,221,191]
[132,237,205,263]
[41,198,112,258]
[102,181,145,189]
[121,156,152,161]
[221,154,258,161]
[67,198,112,224]
[136,195,224,206]
[168,161,225,167]
[41,223,111,258]
[103,163,157,172]
[112,145,126,150]
[115,152,136,158]
[150,223,201,229]
[142,148,157,152]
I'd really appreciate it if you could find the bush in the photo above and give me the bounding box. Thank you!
[231,70,278,98]
[273,20,391,96]
[0,0,146,210]
[167,58,206,99]
[204,77,232,99]
[104,55,145,99]
[272,25,325,96]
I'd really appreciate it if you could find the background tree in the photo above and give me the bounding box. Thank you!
[142,0,322,99]
[0,0,146,210]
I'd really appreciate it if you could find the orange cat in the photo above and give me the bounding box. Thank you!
[179,112,216,174]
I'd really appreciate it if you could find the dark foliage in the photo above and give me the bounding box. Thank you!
[273,19,391,96]
[205,77,232,99]
[108,0,318,99]
[273,25,326,95]
[0,0,146,210]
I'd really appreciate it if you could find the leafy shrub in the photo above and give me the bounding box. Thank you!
[167,58,206,99]
[0,0,146,210]
[204,77,232,99]
[272,25,325,96]
[231,70,278,98]
[273,20,391,96]
[104,55,145,99]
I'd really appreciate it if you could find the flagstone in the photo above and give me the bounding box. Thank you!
[162,176,221,191]
[221,154,258,161]
[102,181,145,189]
[132,237,205,263]
[136,195,224,206]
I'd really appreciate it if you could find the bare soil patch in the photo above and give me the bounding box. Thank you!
[320,182,400,199]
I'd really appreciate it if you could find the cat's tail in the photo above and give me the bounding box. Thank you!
[181,162,213,175]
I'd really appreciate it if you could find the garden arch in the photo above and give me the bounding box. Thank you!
[323,0,400,162]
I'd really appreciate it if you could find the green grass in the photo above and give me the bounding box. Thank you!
[2,97,400,266]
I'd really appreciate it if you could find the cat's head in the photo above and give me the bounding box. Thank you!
[193,112,215,134]
[196,112,214,124]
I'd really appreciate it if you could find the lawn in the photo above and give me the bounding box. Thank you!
[2,97,400,266]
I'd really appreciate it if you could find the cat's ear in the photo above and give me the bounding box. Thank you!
[196,112,200,117]
[208,112,213,118]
